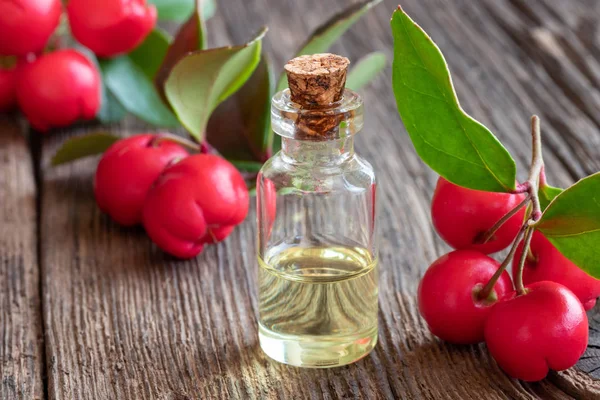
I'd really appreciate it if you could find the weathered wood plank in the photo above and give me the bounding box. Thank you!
[38,0,600,399]
[0,116,43,400]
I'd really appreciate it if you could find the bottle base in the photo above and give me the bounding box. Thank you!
[258,323,378,368]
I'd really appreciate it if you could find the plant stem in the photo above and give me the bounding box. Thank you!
[525,115,544,224]
[478,226,526,300]
[514,227,534,295]
[479,115,545,300]
[150,133,201,152]
[526,246,537,263]
[476,194,530,244]
[509,116,544,296]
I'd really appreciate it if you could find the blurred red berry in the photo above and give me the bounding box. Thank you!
[143,154,250,259]
[257,175,277,236]
[94,134,189,226]
[0,66,16,112]
[0,0,62,56]
[67,0,157,58]
[16,49,101,132]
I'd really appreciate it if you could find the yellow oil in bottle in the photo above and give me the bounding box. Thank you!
[258,245,378,368]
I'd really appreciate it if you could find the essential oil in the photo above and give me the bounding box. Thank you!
[256,54,378,368]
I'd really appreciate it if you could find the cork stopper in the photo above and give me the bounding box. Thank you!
[285,53,350,107]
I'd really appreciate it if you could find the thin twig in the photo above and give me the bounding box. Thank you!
[478,226,526,300]
[477,194,530,244]
[526,115,543,224]
[514,227,534,295]
[479,115,545,299]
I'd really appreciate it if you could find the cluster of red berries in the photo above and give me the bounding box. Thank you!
[0,0,156,130]
[418,177,598,381]
[95,134,249,258]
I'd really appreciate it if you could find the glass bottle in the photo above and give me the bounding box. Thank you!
[256,54,378,368]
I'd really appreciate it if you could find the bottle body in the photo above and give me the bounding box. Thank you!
[256,88,378,368]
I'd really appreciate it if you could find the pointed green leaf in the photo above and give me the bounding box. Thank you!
[228,160,264,173]
[538,183,563,211]
[346,51,386,90]
[276,0,382,91]
[535,172,600,277]
[97,85,127,124]
[155,0,208,102]
[165,28,266,142]
[129,28,171,79]
[100,56,179,128]
[206,53,274,161]
[52,132,120,166]
[82,49,127,124]
[148,0,215,22]
[390,7,516,192]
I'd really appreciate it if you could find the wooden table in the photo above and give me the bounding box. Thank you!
[2,0,600,398]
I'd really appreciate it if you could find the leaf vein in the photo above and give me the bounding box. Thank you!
[398,13,510,191]
[543,228,600,238]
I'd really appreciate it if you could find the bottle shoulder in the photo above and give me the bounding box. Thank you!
[259,151,376,193]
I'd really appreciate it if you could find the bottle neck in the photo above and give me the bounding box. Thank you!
[281,136,355,166]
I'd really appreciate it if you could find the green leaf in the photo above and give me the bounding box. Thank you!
[155,0,208,102]
[346,51,386,90]
[80,48,127,124]
[128,28,171,79]
[535,172,600,277]
[276,0,382,92]
[97,85,127,123]
[390,7,516,192]
[148,0,216,22]
[52,132,120,166]
[272,0,383,153]
[165,27,266,142]
[539,183,563,211]
[228,160,264,173]
[206,53,274,162]
[100,56,179,128]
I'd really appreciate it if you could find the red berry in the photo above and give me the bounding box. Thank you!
[485,281,588,381]
[16,49,101,131]
[0,0,61,56]
[142,154,249,259]
[257,175,277,236]
[94,134,188,226]
[431,177,526,254]
[418,250,512,344]
[67,0,157,58]
[513,231,600,310]
[0,67,16,112]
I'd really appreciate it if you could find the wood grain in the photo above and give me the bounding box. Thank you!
[26,0,600,399]
[0,116,43,400]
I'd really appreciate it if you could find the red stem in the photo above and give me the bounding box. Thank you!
[478,226,526,300]
[200,141,215,154]
[476,194,530,244]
